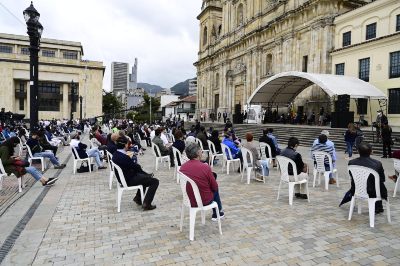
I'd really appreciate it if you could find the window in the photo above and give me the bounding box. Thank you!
[342,31,351,47]
[359,58,370,82]
[62,50,78,60]
[21,47,30,55]
[302,55,308,72]
[389,51,400,79]
[38,82,61,111]
[388,88,400,114]
[396,15,400,32]
[237,4,244,26]
[357,98,368,115]
[42,49,55,57]
[0,45,12,53]
[366,23,376,40]
[18,82,25,111]
[335,63,345,75]
[203,27,208,46]
[266,54,273,75]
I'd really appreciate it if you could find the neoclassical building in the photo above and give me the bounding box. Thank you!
[0,33,105,120]
[195,0,372,117]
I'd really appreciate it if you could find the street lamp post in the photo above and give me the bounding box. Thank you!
[24,1,43,129]
[79,96,83,120]
[149,88,152,124]
[70,80,77,121]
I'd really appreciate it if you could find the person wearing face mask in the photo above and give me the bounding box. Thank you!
[112,136,159,211]
[280,137,309,200]
[0,137,58,186]
[69,131,106,170]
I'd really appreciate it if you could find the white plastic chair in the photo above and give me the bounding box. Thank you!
[348,165,391,228]
[172,147,183,183]
[112,161,144,213]
[221,143,241,174]
[26,145,47,172]
[312,151,339,190]
[240,147,257,184]
[106,151,115,189]
[259,142,273,165]
[393,159,400,197]
[177,171,222,241]
[195,138,209,158]
[71,146,92,174]
[17,136,26,157]
[151,143,170,171]
[0,159,24,193]
[45,134,60,147]
[276,155,310,205]
[207,140,224,167]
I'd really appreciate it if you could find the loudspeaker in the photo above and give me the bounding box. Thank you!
[336,94,350,112]
[331,112,354,128]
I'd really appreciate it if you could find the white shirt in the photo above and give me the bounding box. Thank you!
[161,133,169,145]
[150,130,155,140]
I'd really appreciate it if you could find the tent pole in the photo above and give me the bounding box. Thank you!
[368,97,374,142]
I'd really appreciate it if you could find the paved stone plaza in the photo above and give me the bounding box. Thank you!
[1,141,400,265]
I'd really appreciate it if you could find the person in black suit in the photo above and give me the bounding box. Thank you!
[112,136,159,211]
[348,142,387,214]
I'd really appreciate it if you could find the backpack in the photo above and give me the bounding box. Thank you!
[77,162,94,173]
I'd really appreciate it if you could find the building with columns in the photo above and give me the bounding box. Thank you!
[0,33,105,120]
[194,0,372,118]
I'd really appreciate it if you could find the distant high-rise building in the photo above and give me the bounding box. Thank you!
[129,58,138,93]
[111,62,129,99]
[188,78,197,96]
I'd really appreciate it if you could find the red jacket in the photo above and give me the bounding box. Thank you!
[179,160,218,207]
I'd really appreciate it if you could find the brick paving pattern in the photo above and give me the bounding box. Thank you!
[16,145,399,266]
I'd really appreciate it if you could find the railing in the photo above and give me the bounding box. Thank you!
[177,108,196,114]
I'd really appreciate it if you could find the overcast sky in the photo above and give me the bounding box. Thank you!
[0,0,201,90]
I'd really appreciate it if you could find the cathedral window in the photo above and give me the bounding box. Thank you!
[237,3,244,26]
[203,27,208,46]
[366,22,376,40]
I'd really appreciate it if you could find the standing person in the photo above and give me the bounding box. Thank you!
[280,137,308,199]
[112,136,159,211]
[344,123,357,159]
[179,143,224,221]
[223,111,227,124]
[355,123,364,149]
[381,123,392,158]
[347,143,387,214]
[217,112,221,122]
[318,107,325,126]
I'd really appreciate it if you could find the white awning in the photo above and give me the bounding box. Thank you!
[247,71,387,105]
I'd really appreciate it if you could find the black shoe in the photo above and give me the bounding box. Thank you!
[375,208,384,214]
[142,203,156,211]
[295,193,308,199]
[237,167,241,173]
[43,177,58,186]
[54,164,66,169]
[98,166,107,170]
[133,197,142,205]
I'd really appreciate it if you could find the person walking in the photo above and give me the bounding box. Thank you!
[381,123,392,158]
[344,123,357,159]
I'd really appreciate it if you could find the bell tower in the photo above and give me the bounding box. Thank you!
[197,0,222,53]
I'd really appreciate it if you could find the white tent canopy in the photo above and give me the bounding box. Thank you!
[247,71,387,106]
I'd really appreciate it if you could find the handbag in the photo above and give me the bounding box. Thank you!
[12,159,30,167]
[77,162,94,173]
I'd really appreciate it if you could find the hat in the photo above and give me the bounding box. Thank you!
[321,130,330,137]
[70,131,78,139]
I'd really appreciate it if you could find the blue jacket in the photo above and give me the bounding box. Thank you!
[222,138,240,159]
[112,150,146,186]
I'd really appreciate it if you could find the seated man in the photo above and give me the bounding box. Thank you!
[222,133,242,172]
[70,132,106,170]
[267,128,280,155]
[26,131,66,169]
[259,129,277,167]
[112,136,159,211]
[311,133,337,184]
[38,130,58,156]
[348,142,387,214]
[179,143,224,221]
[280,137,308,199]
[106,133,119,154]
[152,128,174,167]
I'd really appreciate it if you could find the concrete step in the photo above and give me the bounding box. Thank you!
[188,122,400,156]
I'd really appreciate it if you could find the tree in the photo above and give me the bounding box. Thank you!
[102,91,123,117]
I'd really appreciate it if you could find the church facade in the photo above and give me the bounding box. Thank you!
[195,0,372,118]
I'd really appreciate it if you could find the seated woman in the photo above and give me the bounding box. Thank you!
[70,132,107,170]
[222,133,242,172]
[242,133,269,181]
[209,130,222,154]
[0,137,58,186]
[259,129,278,167]
[172,130,185,166]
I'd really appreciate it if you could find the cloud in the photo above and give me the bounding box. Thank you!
[0,0,201,90]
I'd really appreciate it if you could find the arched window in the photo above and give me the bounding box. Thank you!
[266,54,273,75]
[215,73,220,88]
[237,4,244,26]
[203,27,208,46]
